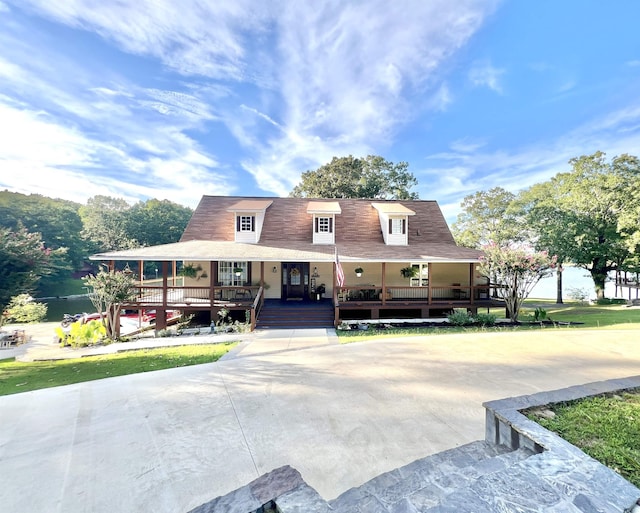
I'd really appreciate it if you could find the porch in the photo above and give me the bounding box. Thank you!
[120,282,504,330]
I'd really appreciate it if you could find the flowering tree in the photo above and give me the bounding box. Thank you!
[83,269,137,340]
[479,244,557,321]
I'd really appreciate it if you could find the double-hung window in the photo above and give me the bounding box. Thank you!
[389,218,406,235]
[237,215,255,232]
[315,216,333,233]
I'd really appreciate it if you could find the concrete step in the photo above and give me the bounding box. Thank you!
[329,441,534,512]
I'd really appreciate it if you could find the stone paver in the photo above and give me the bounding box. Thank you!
[0,328,639,512]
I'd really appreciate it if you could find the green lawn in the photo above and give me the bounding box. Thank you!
[337,302,640,342]
[526,390,640,488]
[0,343,236,396]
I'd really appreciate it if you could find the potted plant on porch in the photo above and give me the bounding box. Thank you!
[400,266,418,279]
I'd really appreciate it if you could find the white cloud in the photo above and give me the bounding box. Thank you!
[239,0,497,191]
[2,0,501,201]
[468,60,505,93]
[423,101,640,221]
[449,138,487,153]
[426,83,453,112]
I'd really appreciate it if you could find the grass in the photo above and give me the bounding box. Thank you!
[336,301,640,342]
[526,390,640,488]
[0,342,236,396]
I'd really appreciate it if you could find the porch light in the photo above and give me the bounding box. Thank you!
[312,267,320,277]
[355,267,363,277]
[272,266,278,273]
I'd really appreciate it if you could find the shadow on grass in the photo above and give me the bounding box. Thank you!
[0,343,237,396]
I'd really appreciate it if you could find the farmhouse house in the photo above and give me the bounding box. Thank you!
[91,196,502,330]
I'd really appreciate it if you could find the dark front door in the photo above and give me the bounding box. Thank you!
[283,262,309,300]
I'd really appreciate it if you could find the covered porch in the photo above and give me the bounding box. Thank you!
[91,241,504,331]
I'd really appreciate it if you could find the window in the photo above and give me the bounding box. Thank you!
[389,218,406,235]
[410,263,429,287]
[237,215,255,232]
[315,216,333,233]
[218,261,248,286]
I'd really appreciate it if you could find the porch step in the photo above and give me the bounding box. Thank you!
[328,441,536,512]
[256,299,334,329]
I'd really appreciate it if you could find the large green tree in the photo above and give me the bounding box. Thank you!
[290,155,418,199]
[0,226,52,314]
[126,199,193,247]
[519,152,640,300]
[451,187,522,248]
[79,196,138,252]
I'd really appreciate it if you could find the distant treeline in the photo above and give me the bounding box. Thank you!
[0,191,193,294]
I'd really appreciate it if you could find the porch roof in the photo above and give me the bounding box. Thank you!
[90,239,482,263]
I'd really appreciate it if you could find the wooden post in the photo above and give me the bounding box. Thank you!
[469,263,474,304]
[381,262,386,305]
[428,263,432,305]
[156,261,169,332]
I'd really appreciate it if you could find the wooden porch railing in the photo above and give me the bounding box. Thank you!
[125,285,260,306]
[335,285,495,304]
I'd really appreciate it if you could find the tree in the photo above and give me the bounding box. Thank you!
[79,196,138,252]
[126,199,193,247]
[4,294,47,324]
[518,152,640,300]
[0,226,51,315]
[451,187,521,248]
[290,155,418,199]
[478,243,557,321]
[0,191,88,292]
[83,269,137,340]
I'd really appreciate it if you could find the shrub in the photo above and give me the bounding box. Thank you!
[567,287,590,304]
[533,307,547,322]
[474,312,497,326]
[4,294,47,324]
[448,308,474,326]
[595,298,626,305]
[55,319,107,348]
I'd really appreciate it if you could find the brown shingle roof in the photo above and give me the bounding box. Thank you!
[176,196,481,262]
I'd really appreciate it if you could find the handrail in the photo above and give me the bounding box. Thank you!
[250,287,264,330]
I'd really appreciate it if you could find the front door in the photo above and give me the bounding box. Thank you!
[282,262,309,300]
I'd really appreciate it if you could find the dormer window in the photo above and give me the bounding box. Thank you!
[372,202,415,246]
[228,199,272,243]
[307,201,341,244]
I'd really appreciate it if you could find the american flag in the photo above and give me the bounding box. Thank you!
[335,248,345,287]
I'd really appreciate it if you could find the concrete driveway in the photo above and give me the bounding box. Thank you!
[1,328,639,513]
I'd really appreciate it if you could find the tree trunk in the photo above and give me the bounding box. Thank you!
[556,266,563,304]
[590,265,608,300]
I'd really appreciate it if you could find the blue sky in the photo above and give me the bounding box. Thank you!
[1,0,640,222]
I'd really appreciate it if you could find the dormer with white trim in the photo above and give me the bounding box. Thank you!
[307,201,341,244]
[228,199,273,243]
[372,202,416,245]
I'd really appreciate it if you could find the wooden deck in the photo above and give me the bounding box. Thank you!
[121,284,504,328]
